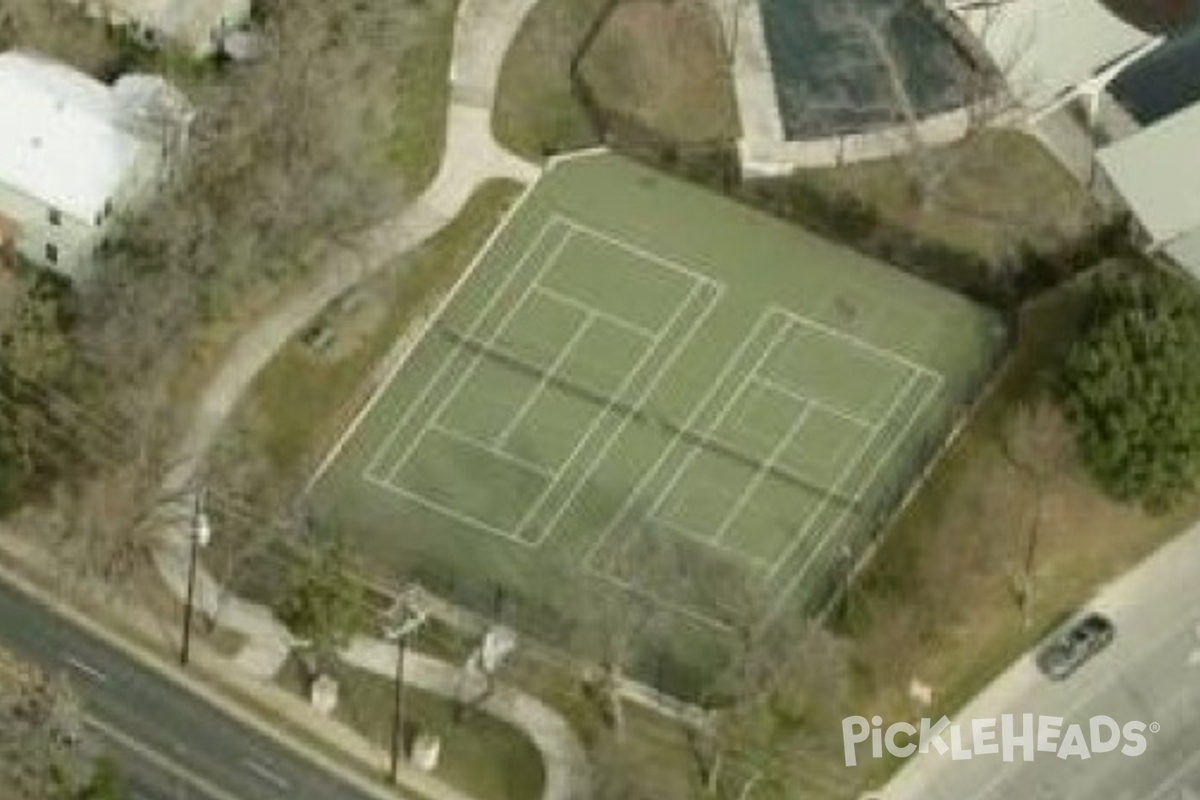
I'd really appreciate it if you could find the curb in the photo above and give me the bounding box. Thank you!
[0,548,412,800]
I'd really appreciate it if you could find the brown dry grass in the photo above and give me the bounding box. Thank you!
[803,130,1102,262]
[578,0,739,143]
[233,180,522,482]
[493,0,610,161]
[831,264,1200,792]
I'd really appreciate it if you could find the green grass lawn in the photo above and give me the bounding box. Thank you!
[277,656,545,800]
[389,0,459,191]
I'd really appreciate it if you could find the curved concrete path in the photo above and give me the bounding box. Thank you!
[170,0,538,484]
[154,1,591,799]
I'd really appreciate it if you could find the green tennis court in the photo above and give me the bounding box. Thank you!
[309,153,1004,682]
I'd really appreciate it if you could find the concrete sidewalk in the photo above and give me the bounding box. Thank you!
[153,0,592,798]
[153,526,590,800]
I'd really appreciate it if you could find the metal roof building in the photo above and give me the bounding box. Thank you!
[1108,23,1200,125]
[0,51,187,278]
[0,52,144,224]
[950,0,1160,111]
[1097,100,1200,277]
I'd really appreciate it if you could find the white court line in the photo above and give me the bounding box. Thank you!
[534,284,658,340]
[429,424,555,480]
[382,229,575,486]
[646,314,795,526]
[511,284,698,540]
[774,316,916,429]
[364,473,537,547]
[744,378,869,473]
[361,217,567,482]
[495,311,595,450]
[529,278,723,546]
[583,310,782,582]
[713,403,812,544]
[763,367,921,584]
[376,213,721,548]
[766,372,941,618]
[655,518,772,570]
[555,213,719,288]
[776,306,941,382]
[751,374,876,431]
[305,175,544,495]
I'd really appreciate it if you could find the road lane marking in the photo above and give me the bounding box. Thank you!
[242,757,291,790]
[63,654,108,683]
[85,715,241,800]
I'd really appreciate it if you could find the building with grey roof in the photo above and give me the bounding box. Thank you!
[0,51,189,280]
[1096,100,1200,278]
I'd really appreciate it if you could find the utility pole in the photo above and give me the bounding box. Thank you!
[383,590,428,783]
[180,487,211,667]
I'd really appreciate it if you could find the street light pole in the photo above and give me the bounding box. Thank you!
[389,630,407,782]
[180,487,211,667]
[383,591,428,784]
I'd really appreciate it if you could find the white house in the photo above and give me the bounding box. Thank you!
[1096,101,1200,279]
[69,0,253,57]
[0,51,189,281]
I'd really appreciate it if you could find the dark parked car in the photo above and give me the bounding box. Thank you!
[1036,613,1115,680]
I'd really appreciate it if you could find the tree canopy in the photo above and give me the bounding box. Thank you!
[276,532,369,676]
[0,271,77,513]
[1060,268,1200,511]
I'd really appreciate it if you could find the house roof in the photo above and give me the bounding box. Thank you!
[953,0,1156,108]
[1108,23,1200,125]
[1097,100,1200,245]
[1165,227,1200,278]
[0,51,145,223]
[77,0,253,54]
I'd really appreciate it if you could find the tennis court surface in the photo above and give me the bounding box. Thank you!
[310,153,1004,684]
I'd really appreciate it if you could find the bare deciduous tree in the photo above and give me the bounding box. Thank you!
[0,0,116,74]
[1001,398,1072,627]
[0,656,90,799]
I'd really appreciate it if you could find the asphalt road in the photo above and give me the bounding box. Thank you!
[881,521,1200,800]
[0,577,390,800]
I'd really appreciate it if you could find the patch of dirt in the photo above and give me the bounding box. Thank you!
[579,0,739,143]
[303,290,389,364]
